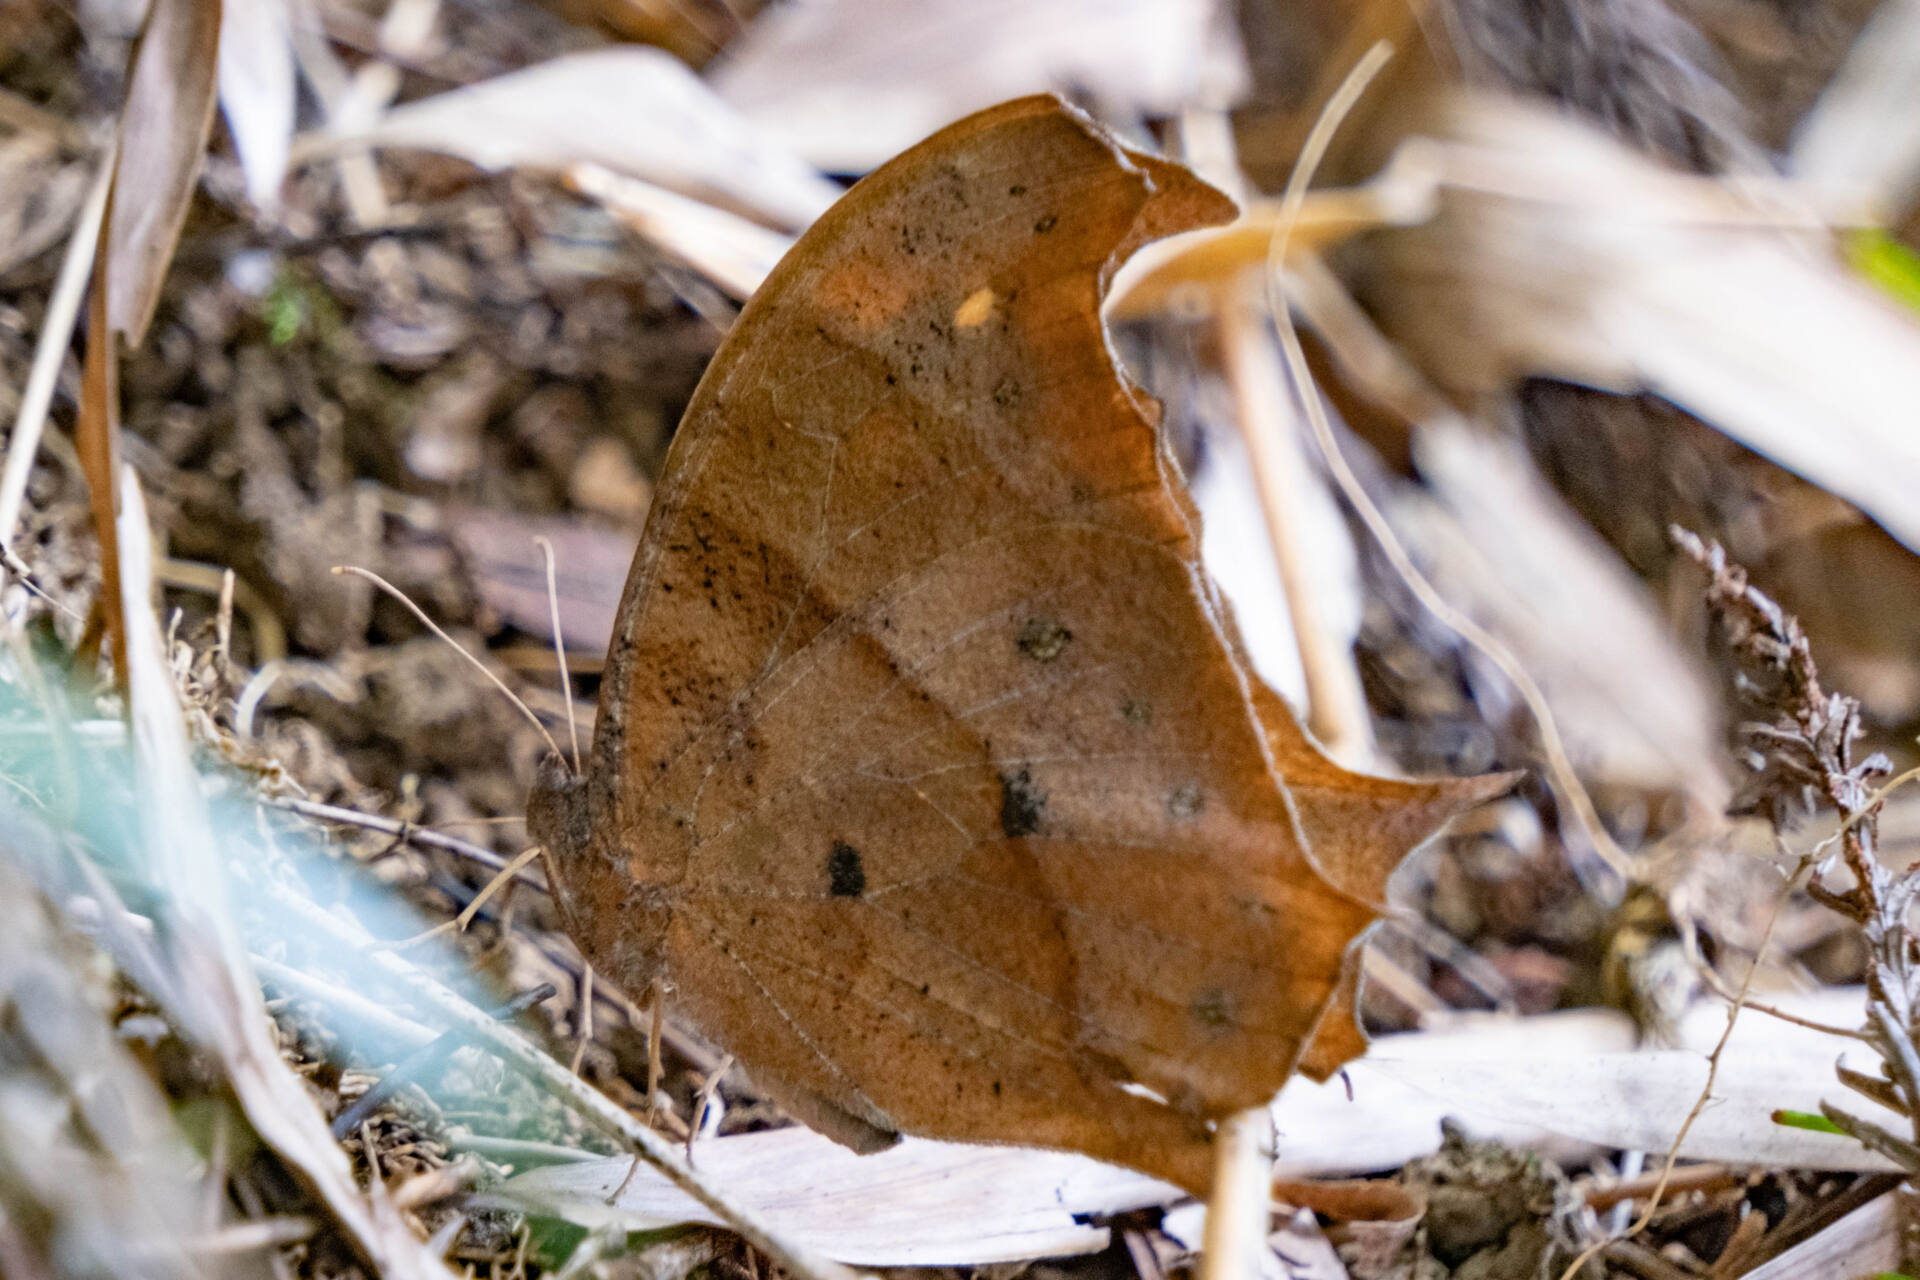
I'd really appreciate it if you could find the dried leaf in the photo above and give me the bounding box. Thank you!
[217,0,296,209]
[1742,1191,1900,1279]
[493,1127,1179,1265]
[448,507,639,651]
[711,0,1248,172]
[106,0,221,343]
[77,0,222,680]
[324,47,841,230]
[529,97,1507,1193]
[1791,0,1920,219]
[1367,987,1897,1172]
[1352,91,1920,556]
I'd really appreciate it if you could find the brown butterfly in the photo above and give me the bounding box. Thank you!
[530,96,1505,1194]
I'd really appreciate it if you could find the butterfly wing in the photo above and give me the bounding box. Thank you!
[533,97,1501,1193]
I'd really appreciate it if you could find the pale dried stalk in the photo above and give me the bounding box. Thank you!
[0,147,112,547]
[1217,294,1374,767]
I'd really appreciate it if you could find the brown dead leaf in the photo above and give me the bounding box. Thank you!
[529,96,1509,1193]
[105,0,221,344]
[448,507,639,651]
[77,0,221,680]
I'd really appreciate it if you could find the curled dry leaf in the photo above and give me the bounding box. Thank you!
[529,96,1509,1193]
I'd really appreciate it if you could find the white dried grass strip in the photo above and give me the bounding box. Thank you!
[711,0,1247,173]
[307,48,840,231]
[1792,0,1920,218]
[1742,1189,1899,1278]
[498,995,1879,1266]
[217,0,296,208]
[568,163,792,301]
[1366,986,1889,1173]
[494,1125,1177,1265]
[115,469,452,1279]
[504,1008,1641,1268]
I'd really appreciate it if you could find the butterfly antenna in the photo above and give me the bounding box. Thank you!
[533,535,583,775]
[1261,41,1634,887]
[331,564,564,764]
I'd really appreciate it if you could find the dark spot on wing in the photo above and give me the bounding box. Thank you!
[828,842,866,898]
[1168,782,1203,820]
[1017,617,1071,662]
[1122,700,1151,725]
[1190,988,1233,1030]
[999,767,1046,838]
[1034,213,1058,234]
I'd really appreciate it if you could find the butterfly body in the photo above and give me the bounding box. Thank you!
[531,96,1505,1192]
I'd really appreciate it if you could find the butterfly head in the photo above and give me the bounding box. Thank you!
[529,750,675,989]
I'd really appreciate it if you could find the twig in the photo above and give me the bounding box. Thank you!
[1216,293,1373,766]
[1198,1111,1274,1280]
[262,795,548,891]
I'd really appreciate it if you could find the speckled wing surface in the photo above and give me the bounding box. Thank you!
[529,96,1508,1193]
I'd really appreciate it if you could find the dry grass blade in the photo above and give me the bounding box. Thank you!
[0,148,109,547]
[568,162,794,301]
[258,877,864,1280]
[217,0,297,208]
[1791,0,1920,218]
[115,468,453,1278]
[1368,996,1896,1173]
[310,47,840,231]
[72,0,222,681]
[77,238,127,680]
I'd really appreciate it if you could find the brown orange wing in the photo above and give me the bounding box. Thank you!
[530,96,1505,1193]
